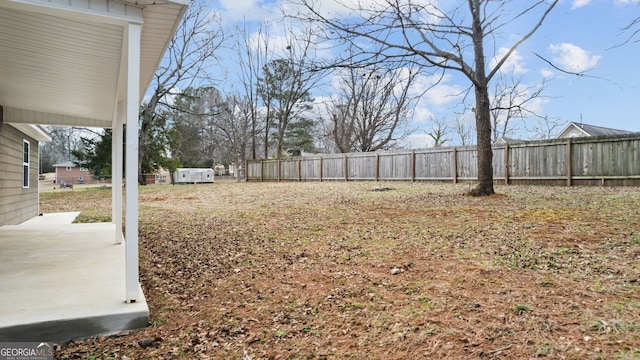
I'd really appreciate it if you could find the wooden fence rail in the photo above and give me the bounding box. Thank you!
[246,133,640,186]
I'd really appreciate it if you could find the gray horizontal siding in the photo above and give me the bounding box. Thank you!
[0,122,39,225]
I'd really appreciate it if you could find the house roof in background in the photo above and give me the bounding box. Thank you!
[52,161,77,168]
[494,137,525,144]
[557,122,634,138]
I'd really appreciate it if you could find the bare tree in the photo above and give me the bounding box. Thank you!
[316,112,340,153]
[294,0,558,195]
[327,106,352,153]
[453,112,475,146]
[426,116,449,147]
[490,74,547,142]
[257,27,325,159]
[170,87,226,168]
[527,116,567,140]
[615,5,640,48]
[234,21,271,160]
[40,126,91,172]
[215,94,254,171]
[327,64,417,152]
[138,1,224,184]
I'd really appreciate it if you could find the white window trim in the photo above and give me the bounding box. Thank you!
[66,166,72,171]
[23,139,30,188]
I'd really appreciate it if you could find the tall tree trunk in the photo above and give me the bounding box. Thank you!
[138,110,151,186]
[469,0,494,196]
[263,108,270,159]
[471,85,495,196]
[251,112,257,160]
[276,123,286,159]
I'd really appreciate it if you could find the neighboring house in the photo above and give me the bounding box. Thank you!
[0,117,51,225]
[53,161,91,185]
[556,122,633,139]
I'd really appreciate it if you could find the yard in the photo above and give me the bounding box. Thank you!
[43,182,640,359]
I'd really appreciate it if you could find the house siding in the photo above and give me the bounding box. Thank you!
[0,121,40,225]
[557,126,587,139]
[54,166,90,184]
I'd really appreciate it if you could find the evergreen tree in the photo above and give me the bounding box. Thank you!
[72,130,113,177]
[284,117,316,155]
[258,58,314,158]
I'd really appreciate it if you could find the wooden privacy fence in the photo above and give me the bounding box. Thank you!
[246,133,640,186]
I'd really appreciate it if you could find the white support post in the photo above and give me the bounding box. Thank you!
[112,102,124,244]
[125,23,141,303]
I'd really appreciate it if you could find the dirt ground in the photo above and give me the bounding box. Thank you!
[41,182,640,359]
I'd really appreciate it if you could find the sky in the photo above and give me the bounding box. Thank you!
[206,0,640,149]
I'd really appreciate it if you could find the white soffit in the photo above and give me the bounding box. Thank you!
[0,6,123,124]
[0,0,188,128]
[3,107,109,127]
[8,123,52,142]
[0,0,144,25]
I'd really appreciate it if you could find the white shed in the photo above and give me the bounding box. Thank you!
[174,168,214,184]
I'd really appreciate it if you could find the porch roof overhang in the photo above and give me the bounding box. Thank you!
[0,0,188,128]
[7,123,51,142]
[0,0,189,309]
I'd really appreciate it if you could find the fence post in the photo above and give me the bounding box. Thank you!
[504,144,509,185]
[375,153,379,181]
[277,159,281,182]
[319,156,323,182]
[566,138,572,187]
[411,151,416,182]
[260,161,264,182]
[344,154,348,182]
[298,158,301,182]
[452,147,458,184]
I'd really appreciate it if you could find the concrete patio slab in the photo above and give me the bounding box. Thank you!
[0,213,148,343]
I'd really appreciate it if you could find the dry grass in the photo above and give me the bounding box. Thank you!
[43,182,640,359]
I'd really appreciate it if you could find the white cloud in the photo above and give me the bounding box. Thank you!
[300,0,390,17]
[399,133,434,149]
[410,74,464,106]
[411,105,435,124]
[220,0,256,14]
[549,43,601,73]
[217,0,272,23]
[568,0,640,9]
[540,68,554,78]
[491,48,528,75]
[425,84,462,105]
[238,19,331,64]
[281,0,443,23]
[157,87,181,107]
[571,0,592,9]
